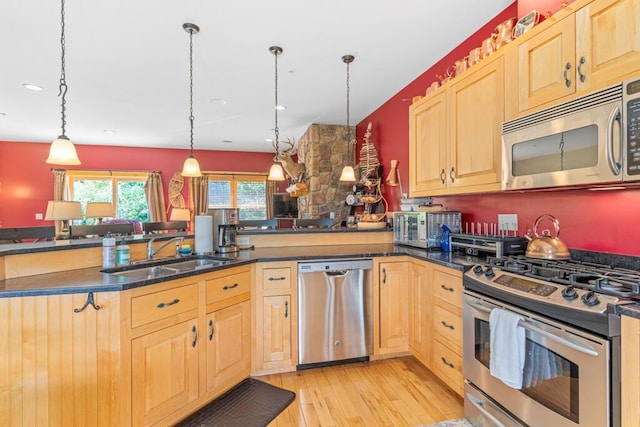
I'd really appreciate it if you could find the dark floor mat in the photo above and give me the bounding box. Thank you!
[174,378,296,427]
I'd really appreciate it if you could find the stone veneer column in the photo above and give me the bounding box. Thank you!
[296,123,355,223]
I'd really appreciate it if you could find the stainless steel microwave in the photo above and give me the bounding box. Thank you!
[392,211,461,249]
[501,77,640,190]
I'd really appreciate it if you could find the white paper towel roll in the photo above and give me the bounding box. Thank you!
[194,215,213,254]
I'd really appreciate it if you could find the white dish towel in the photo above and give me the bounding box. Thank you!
[489,308,526,389]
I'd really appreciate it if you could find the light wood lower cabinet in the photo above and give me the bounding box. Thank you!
[252,261,297,374]
[0,292,122,426]
[376,259,409,354]
[408,259,431,366]
[622,314,640,426]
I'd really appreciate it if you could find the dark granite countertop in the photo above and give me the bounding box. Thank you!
[620,304,640,320]
[0,243,477,298]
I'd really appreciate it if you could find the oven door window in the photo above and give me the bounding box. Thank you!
[474,318,579,423]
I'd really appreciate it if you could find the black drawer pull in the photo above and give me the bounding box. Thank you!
[440,284,455,292]
[441,357,454,368]
[157,298,180,308]
[268,276,286,281]
[223,283,239,290]
[208,319,214,340]
[192,325,197,348]
[441,320,455,330]
[284,300,289,318]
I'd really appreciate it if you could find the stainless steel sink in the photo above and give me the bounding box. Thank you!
[169,258,229,272]
[110,265,180,280]
[102,254,234,280]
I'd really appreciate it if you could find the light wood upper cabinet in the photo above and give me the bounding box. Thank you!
[377,260,409,353]
[409,54,503,197]
[409,91,447,196]
[575,0,640,90]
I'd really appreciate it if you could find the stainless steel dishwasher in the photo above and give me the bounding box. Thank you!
[297,259,373,368]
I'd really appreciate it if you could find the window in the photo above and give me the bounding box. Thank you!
[207,173,268,220]
[67,171,150,223]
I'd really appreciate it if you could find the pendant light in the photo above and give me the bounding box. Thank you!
[181,23,202,177]
[46,0,81,165]
[339,54,356,182]
[267,46,286,181]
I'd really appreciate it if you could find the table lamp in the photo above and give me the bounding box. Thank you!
[170,208,191,221]
[45,201,83,238]
[86,202,114,224]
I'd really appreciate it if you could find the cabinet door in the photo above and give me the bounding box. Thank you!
[622,315,640,426]
[408,261,431,366]
[409,92,448,196]
[576,0,640,91]
[262,295,292,365]
[131,319,199,426]
[205,300,251,393]
[448,55,504,192]
[379,262,409,352]
[515,15,576,113]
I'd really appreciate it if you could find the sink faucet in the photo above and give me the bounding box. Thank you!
[147,236,185,260]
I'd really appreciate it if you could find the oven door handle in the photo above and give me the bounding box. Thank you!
[465,300,600,357]
[466,392,508,427]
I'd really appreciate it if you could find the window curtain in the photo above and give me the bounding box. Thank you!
[266,180,277,218]
[144,172,167,222]
[52,169,68,235]
[188,175,209,223]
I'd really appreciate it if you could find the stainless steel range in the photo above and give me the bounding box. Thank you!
[463,255,640,427]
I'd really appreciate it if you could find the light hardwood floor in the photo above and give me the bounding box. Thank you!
[258,356,464,426]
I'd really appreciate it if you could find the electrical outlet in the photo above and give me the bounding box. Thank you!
[498,214,518,232]
[237,236,250,246]
[329,212,335,219]
[35,213,43,220]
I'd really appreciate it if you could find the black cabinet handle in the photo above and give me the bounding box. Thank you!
[192,325,198,348]
[157,298,180,308]
[382,268,387,284]
[223,283,239,291]
[577,56,586,83]
[440,284,455,292]
[440,168,446,184]
[284,300,289,318]
[441,357,454,368]
[441,320,455,330]
[74,292,102,313]
[208,319,214,340]
[268,276,286,281]
[449,167,455,183]
[564,61,572,88]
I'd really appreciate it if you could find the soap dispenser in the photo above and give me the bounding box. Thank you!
[116,238,130,266]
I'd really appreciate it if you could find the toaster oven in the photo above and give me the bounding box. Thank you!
[392,211,461,249]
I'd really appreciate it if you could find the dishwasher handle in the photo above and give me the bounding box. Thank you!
[324,270,349,277]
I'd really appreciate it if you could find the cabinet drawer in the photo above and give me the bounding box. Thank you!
[131,284,198,328]
[433,305,462,350]
[432,268,462,308]
[433,339,463,386]
[206,268,251,304]
[262,267,292,291]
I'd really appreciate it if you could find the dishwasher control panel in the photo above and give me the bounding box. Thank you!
[298,259,373,273]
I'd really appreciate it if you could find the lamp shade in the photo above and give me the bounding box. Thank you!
[45,201,83,220]
[267,163,286,181]
[181,155,202,177]
[170,208,191,221]
[339,165,356,182]
[46,135,81,165]
[86,202,114,219]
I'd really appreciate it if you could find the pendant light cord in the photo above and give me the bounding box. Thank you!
[274,48,280,154]
[346,58,350,164]
[58,0,68,137]
[188,28,195,156]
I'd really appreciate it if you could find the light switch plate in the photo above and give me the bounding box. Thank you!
[498,214,518,231]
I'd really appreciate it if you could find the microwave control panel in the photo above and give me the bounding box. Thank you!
[626,79,640,176]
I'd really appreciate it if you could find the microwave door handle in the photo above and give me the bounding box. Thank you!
[465,392,508,427]
[606,106,622,176]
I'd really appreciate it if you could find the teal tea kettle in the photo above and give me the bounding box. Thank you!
[440,224,452,251]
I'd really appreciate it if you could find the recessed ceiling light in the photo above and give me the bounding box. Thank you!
[103,130,117,134]
[222,140,233,144]
[22,83,44,91]
[265,138,274,143]
[275,105,286,111]
[0,112,6,117]
[210,98,227,105]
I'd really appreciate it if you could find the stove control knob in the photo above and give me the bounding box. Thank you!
[562,285,578,301]
[581,291,600,307]
[473,265,484,275]
[484,267,495,278]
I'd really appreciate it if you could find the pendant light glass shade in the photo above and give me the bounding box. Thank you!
[339,54,356,182]
[181,155,202,177]
[46,135,80,165]
[46,0,81,165]
[268,163,286,181]
[339,165,356,182]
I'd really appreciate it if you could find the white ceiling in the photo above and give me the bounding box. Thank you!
[0,0,513,153]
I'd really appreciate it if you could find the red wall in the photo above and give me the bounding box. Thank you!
[0,141,274,228]
[355,1,640,257]
[517,0,572,18]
